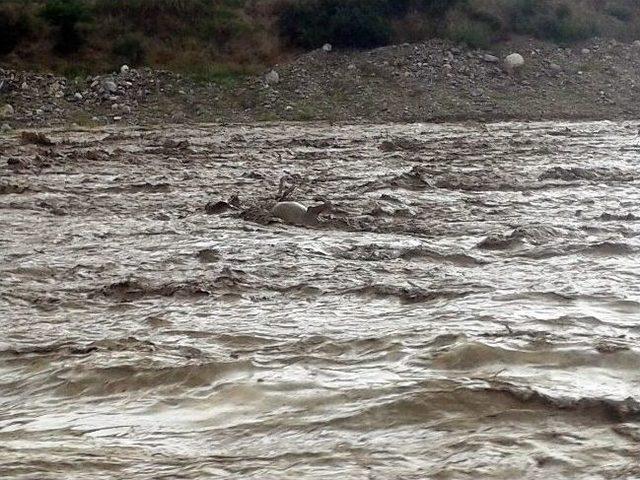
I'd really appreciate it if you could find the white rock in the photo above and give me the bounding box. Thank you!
[120,65,130,74]
[504,53,525,73]
[633,40,640,47]
[285,105,293,111]
[482,54,499,63]
[581,48,591,55]
[113,116,122,121]
[21,82,28,90]
[0,104,14,119]
[74,92,83,101]
[36,109,44,116]
[265,70,280,85]
[322,43,332,52]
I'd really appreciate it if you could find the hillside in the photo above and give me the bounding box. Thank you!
[2,35,640,127]
[3,0,640,126]
[1,0,640,78]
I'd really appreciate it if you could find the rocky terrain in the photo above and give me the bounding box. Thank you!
[2,36,640,128]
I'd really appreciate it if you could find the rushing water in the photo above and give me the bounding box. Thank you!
[1,121,640,479]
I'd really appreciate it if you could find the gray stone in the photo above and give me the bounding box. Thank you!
[104,80,118,93]
[74,92,83,101]
[482,54,499,63]
[581,48,591,55]
[265,70,280,85]
[0,104,14,119]
[322,43,332,52]
[1,123,12,133]
[120,65,130,74]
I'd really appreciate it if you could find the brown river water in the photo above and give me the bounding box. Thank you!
[1,121,639,479]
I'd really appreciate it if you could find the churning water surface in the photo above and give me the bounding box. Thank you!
[1,121,639,479]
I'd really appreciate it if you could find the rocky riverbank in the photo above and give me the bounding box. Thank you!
[2,36,640,128]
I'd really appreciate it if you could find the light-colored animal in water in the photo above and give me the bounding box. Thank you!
[271,201,331,226]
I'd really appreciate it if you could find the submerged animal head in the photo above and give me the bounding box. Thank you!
[306,200,332,218]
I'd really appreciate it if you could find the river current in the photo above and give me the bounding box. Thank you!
[1,121,639,479]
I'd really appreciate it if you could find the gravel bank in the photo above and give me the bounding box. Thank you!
[2,37,640,127]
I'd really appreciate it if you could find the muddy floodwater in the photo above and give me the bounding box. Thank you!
[1,121,640,479]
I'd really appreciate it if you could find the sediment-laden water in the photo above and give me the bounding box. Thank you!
[1,121,639,479]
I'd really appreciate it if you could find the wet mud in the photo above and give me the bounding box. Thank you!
[1,121,640,479]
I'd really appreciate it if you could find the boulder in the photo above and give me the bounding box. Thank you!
[104,80,118,93]
[120,65,130,74]
[265,70,280,85]
[322,43,332,52]
[0,104,14,119]
[504,53,525,73]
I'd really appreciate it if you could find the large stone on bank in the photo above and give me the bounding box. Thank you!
[0,104,14,119]
[549,63,562,73]
[504,53,525,73]
[104,80,118,93]
[322,43,332,52]
[265,70,280,85]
